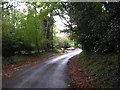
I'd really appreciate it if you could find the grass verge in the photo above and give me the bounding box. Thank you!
[78,52,119,88]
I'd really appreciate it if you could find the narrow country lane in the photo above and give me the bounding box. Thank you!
[3,49,82,88]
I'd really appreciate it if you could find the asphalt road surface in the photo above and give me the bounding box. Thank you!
[3,49,82,88]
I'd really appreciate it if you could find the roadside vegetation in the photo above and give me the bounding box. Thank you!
[2,2,60,58]
[78,52,119,88]
[60,2,120,88]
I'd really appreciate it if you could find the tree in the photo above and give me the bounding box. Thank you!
[59,2,120,53]
[2,1,62,57]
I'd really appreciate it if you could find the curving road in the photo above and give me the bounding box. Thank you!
[3,49,82,88]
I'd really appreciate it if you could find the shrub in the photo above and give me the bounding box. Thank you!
[78,52,119,88]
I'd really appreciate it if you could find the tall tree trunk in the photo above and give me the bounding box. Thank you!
[36,37,40,54]
[46,19,50,50]
[37,48,40,54]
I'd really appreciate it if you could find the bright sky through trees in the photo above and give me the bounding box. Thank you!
[54,15,68,37]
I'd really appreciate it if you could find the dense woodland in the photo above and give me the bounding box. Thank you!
[2,1,120,88]
[60,2,120,54]
[2,2,72,57]
[3,2,120,56]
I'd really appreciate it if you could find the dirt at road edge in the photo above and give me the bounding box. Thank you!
[2,53,60,79]
[67,55,97,88]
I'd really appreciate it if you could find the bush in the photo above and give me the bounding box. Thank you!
[2,35,16,57]
[78,52,119,88]
[51,49,65,53]
[54,38,72,49]
[17,42,35,54]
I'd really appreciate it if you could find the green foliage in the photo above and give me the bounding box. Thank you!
[51,49,65,53]
[2,2,61,58]
[60,2,120,53]
[78,52,119,88]
[54,37,71,49]
[2,35,16,57]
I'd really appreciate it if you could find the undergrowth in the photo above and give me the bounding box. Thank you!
[78,52,119,88]
[2,52,59,64]
[51,49,66,53]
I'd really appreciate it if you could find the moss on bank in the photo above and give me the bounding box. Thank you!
[78,52,119,88]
